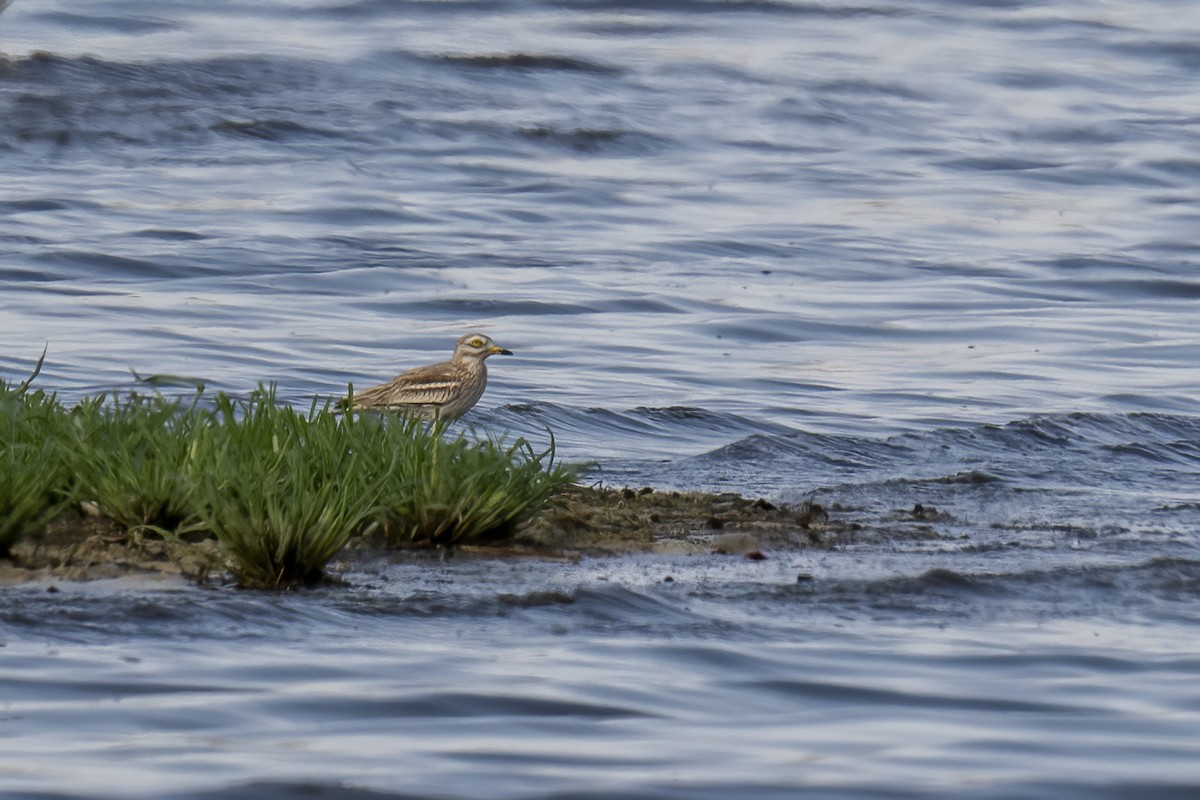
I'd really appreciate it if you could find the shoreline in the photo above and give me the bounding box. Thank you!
[0,485,959,589]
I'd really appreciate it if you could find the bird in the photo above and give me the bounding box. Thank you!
[349,332,513,421]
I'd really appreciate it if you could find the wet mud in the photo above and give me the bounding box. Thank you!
[0,485,976,587]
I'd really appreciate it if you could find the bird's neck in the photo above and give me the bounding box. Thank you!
[453,355,486,371]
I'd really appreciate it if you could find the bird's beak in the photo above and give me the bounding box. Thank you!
[490,346,513,355]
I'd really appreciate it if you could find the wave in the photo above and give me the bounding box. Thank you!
[514,407,1199,485]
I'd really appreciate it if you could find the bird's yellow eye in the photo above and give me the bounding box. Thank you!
[470,338,485,348]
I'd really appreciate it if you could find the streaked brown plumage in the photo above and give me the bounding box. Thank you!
[350,333,512,420]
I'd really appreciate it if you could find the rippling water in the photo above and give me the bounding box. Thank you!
[2,0,1200,797]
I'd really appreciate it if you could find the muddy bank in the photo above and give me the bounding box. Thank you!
[0,514,224,587]
[0,485,959,587]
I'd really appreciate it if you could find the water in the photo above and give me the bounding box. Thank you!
[2,0,1200,797]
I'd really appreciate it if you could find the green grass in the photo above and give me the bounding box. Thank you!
[67,392,208,537]
[0,363,577,587]
[189,389,392,589]
[0,357,72,557]
[375,425,576,547]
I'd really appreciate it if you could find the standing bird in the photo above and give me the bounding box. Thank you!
[350,333,512,421]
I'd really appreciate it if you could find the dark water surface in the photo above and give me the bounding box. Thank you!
[2,0,1200,797]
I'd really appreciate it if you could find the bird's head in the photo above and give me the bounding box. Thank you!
[455,333,513,361]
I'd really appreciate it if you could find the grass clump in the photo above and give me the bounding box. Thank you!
[0,355,72,557]
[193,391,576,586]
[189,388,391,589]
[1,363,578,587]
[374,425,576,547]
[67,392,208,537]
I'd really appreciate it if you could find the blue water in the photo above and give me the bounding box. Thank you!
[2,0,1200,797]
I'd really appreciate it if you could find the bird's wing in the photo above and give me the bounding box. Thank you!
[352,361,463,409]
